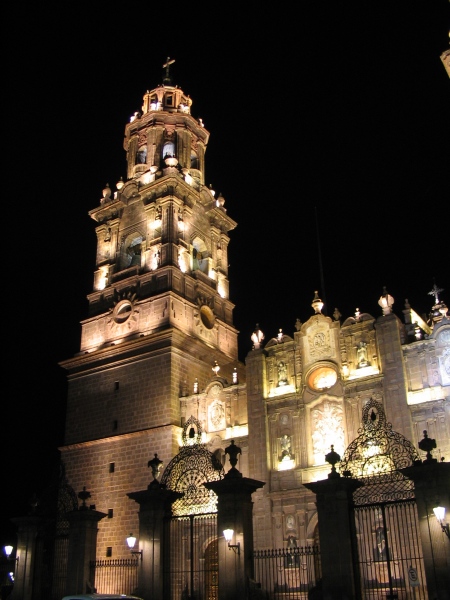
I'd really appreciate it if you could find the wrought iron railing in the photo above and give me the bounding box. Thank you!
[90,558,139,596]
[253,546,322,599]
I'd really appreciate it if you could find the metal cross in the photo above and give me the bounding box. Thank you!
[163,57,175,79]
[428,282,443,304]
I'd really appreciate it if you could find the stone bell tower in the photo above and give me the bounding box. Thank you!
[59,58,243,557]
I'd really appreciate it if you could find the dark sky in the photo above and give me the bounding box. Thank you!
[3,2,449,547]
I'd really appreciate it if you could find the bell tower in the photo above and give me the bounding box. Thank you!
[84,58,237,358]
[59,59,243,556]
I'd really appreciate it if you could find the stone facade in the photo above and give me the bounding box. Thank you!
[59,64,450,563]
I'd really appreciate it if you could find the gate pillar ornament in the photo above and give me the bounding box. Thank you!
[204,440,265,600]
[127,480,182,600]
[401,459,450,600]
[304,467,363,600]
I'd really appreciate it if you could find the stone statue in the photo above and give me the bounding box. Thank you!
[357,341,369,367]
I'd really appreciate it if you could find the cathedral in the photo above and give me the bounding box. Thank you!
[55,58,449,590]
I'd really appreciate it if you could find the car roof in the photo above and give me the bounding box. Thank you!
[62,595,143,600]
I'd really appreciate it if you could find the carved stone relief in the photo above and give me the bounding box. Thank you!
[310,400,345,465]
[208,398,226,432]
[437,329,450,385]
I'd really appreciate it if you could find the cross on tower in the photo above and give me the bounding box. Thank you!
[163,57,175,83]
[428,282,443,305]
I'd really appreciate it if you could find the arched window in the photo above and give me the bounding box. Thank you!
[191,237,209,274]
[163,141,175,158]
[120,234,143,270]
[191,150,199,169]
[136,146,147,164]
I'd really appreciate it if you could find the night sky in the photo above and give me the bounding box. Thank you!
[3,2,449,547]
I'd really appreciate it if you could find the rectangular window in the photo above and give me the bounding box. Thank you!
[106,547,112,557]
[108,509,113,518]
[109,462,115,473]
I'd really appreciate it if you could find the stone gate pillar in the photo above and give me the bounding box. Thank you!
[401,458,450,600]
[204,440,265,600]
[127,474,182,600]
[9,514,46,600]
[65,488,107,595]
[304,460,363,600]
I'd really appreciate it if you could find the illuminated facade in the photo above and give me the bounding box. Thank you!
[59,61,450,561]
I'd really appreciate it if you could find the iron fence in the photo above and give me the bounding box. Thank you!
[91,558,139,596]
[253,546,322,599]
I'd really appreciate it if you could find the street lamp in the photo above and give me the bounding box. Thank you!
[4,545,19,584]
[223,529,240,555]
[126,534,143,559]
[4,545,18,565]
[433,506,450,539]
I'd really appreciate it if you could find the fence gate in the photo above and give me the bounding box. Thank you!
[160,416,224,600]
[340,399,428,600]
[166,514,218,600]
[353,496,426,600]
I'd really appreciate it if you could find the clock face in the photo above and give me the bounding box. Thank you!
[113,299,133,323]
[200,305,215,329]
[307,366,337,391]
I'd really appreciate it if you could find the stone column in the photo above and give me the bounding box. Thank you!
[401,460,450,600]
[127,480,182,600]
[65,490,107,595]
[304,471,363,600]
[204,440,265,600]
[10,515,46,600]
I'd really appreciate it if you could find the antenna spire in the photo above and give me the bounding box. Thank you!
[315,206,327,315]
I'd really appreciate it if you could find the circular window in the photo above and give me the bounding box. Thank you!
[200,305,215,329]
[307,366,337,391]
[113,300,133,323]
